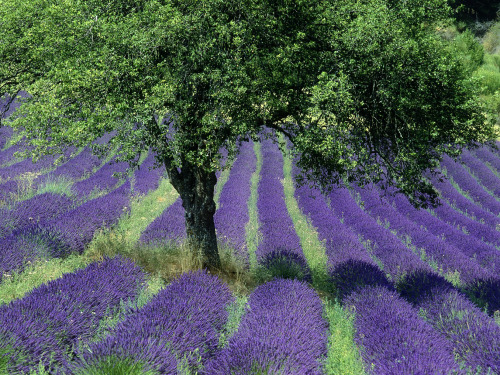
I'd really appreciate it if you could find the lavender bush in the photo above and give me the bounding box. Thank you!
[139,197,186,246]
[0,147,76,181]
[344,285,459,374]
[72,156,130,198]
[132,152,165,196]
[459,149,500,197]
[204,278,328,374]
[68,270,234,374]
[0,126,12,149]
[44,181,131,255]
[327,186,432,282]
[474,144,500,175]
[39,147,102,183]
[0,192,74,239]
[399,273,500,374]
[441,155,500,215]
[386,189,500,277]
[354,184,495,285]
[0,256,146,373]
[430,172,500,230]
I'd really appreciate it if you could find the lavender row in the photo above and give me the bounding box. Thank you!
[132,151,165,196]
[459,149,500,198]
[0,182,131,279]
[474,144,500,175]
[37,147,102,183]
[385,188,500,276]
[399,272,500,374]
[44,181,131,255]
[429,193,500,247]
[0,146,77,181]
[139,197,186,245]
[0,179,25,203]
[0,142,23,167]
[0,192,74,239]
[430,172,500,230]
[0,256,146,373]
[204,278,328,374]
[0,126,12,149]
[441,155,500,215]
[354,184,495,285]
[256,140,309,276]
[72,156,130,199]
[67,270,234,374]
[214,141,256,262]
[327,185,432,282]
[345,285,460,374]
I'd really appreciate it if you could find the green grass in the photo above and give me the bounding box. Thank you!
[70,356,158,375]
[34,175,75,198]
[322,299,366,375]
[218,295,249,348]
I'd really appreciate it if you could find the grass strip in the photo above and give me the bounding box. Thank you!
[218,295,249,349]
[322,298,366,375]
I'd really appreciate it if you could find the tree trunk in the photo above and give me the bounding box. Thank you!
[170,164,221,269]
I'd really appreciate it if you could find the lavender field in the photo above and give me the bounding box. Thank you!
[0,120,500,374]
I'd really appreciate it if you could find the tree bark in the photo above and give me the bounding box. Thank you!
[167,162,221,269]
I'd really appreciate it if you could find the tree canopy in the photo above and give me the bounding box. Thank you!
[1,0,497,267]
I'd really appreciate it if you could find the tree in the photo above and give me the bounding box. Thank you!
[0,0,496,269]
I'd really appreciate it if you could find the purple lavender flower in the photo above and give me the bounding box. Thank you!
[430,172,500,230]
[386,188,500,276]
[66,337,177,375]
[0,179,20,202]
[293,176,372,269]
[441,155,500,215]
[44,181,131,255]
[0,142,23,166]
[0,192,74,239]
[0,126,13,149]
[40,147,102,182]
[354,184,495,285]
[0,256,146,373]
[463,278,500,316]
[132,152,165,196]
[459,149,500,197]
[344,285,460,374]
[0,147,76,181]
[0,224,66,280]
[139,197,186,245]
[327,185,432,282]
[72,156,130,199]
[415,282,500,374]
[256,140,308,274]
[474,144,500,175]
[69,270,234,373]
[204,278,329,374]
[214,141,256,263]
